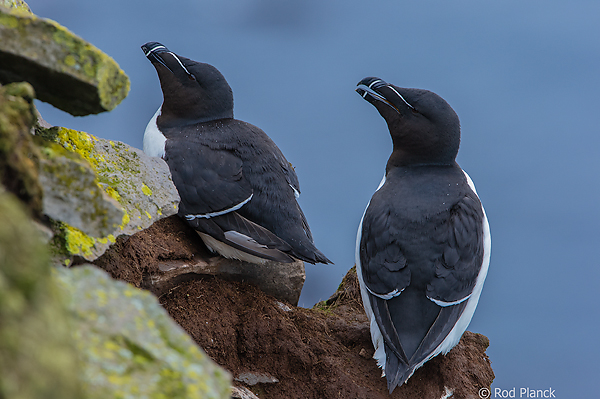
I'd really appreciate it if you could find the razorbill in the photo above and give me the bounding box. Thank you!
[355,77,491,392]
[141,42,331,265]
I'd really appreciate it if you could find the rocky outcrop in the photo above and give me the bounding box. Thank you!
[94,215,306,305]
[152,255,306,306]
[0,2,233,398]
[36,135,124,238]
[0,89,232,398]
[0,78,179,262]
[0,0,32,13]
[0,0,301,303]
[0,185,232,399]
[38,126,180,261]
[94,214,494,398]
[159,265,494,399]
[0,81,43,216]
[0,3,129,115]
[0,187,84,399]
[54,264,231,399]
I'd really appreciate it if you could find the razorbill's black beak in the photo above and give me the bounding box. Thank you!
[142,42,173,72]
[141,42,196,81]
[356,77,416,114]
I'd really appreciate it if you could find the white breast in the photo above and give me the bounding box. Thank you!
[355,174,388,371]
[143,107,166,158]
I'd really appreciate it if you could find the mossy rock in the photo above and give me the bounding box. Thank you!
[0,4,129,115]
[0,81,43,216]
[54,264,232,399]
[0,188,84,399]
[38,126,179,262]
[0,0,32,14]
[35,134,125,239]
[0,187,230,399]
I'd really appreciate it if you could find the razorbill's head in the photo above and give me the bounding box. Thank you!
[356,77,460,167]
[142,42,233,127]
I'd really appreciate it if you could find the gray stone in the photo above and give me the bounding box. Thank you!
[235,372,279,386]
[36,137,124,238]
[147,256,306,306]
[54,264,232,399]
[40,126,179,261]
[0,4,129,115]
[231,386,261,399]
[275,300,292,312]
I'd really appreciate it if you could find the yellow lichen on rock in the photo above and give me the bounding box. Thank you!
[0,0,33,15]
[36,125,179,261]
[53,127,98,168]
[53,265,232,398]
[64,225,96,258]
[0,5,130,115]
[142,183,153,196]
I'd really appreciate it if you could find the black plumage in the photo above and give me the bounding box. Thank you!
[142,42,330,265]
[355,77,490,392]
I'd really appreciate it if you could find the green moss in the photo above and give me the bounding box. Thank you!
[48,219,115,261]
[0,190,84,398]
[52,220,120,259]
[3,80,35,100]
[312,266,360,314]
[34,134,88,164]
[63,54,76,67]
[51,27,99,78]
[0,82,43,216]
[312,301,335,315]
[96,233,115,245]
[46,20,130,111]
[35,124,57,141]
[53,265,232,398]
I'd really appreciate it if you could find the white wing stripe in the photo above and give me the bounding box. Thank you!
[185,194,253,220]
[428,292,472,307]
[367,286,404,300]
